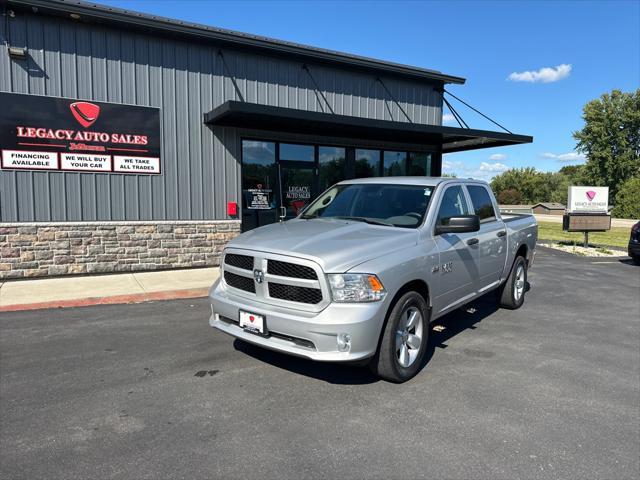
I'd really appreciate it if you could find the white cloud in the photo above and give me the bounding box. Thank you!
[442,113,456,124]
[508,64,572,83]
[479,162,509,172]
[442,157,510,181]
[489,153,507,161]
[541,151,586,162]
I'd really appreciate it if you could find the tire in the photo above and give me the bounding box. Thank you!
[632,254,640,266]
[498,256,527,310]
[369,291,429,383]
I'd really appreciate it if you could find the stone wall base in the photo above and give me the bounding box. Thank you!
[0,220,241,280]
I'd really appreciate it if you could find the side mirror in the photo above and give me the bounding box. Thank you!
[435,215,480,235]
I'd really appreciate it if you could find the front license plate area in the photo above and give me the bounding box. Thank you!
[239,310,266,335]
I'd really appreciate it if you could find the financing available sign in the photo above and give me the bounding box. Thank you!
[0,92,161,174]
[567,186,609,213]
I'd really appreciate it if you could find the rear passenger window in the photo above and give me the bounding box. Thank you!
[436,186,469,226]
[467,186,496,222]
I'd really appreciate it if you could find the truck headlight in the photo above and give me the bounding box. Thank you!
[327,274,386,302]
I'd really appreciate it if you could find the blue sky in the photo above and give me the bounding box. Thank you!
[100,0,640,180]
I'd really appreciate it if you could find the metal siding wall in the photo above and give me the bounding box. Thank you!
[0,10,442,222]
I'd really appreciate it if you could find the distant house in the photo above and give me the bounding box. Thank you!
[532,203,566,215]
[499,205,533,214]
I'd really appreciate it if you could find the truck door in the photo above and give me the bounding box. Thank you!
[432,184,478,314]
[464,185,508,291]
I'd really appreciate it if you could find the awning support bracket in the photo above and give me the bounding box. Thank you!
[302,64,335,115]
[376,77,413,123]
[217,50,245,103]
[443,89,513,134]
[442,95,469,129]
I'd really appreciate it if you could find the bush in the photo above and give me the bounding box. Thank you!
[613,176,640,219]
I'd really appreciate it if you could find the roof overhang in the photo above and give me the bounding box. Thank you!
[7,0,465,85]
[205,101,533,153]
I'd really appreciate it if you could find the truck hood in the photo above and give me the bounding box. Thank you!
[227,218,419,272]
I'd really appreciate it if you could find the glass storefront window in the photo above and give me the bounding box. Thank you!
[241,140,277,230]
[383,151,407,176]
[318,146,346,191]
[408,152,431,176]
[280,143,314,162]
[355,149,380,178]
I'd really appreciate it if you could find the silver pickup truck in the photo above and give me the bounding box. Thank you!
[209,177,537,382]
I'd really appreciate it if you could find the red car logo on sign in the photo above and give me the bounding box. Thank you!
[69,101,100,128]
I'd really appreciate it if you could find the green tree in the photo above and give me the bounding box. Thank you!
[613,176,640,219]
[497,188,523,204]
[491,167,550,204]
[573,89,640,200]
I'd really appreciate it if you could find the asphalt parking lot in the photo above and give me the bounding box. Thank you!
[1,247,639,480]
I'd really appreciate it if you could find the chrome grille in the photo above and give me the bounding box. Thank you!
[224,271,255,293]
[268,282,323,304]
[225,253,254,271]
[267,260,317,280]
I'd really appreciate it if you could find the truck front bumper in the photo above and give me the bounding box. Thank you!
[209,279,386,362]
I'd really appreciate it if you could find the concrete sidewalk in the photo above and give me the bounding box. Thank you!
[0,267,218,312]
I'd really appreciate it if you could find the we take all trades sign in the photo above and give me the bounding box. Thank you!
[0,92,161,175]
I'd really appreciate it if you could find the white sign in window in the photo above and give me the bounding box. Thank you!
[61,153,111,172]
[1,150,58,170]
[113,155,160,174]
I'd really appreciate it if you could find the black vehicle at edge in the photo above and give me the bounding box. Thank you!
[629,221,640,265]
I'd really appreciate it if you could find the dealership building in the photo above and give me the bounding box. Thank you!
[0,0,532,279]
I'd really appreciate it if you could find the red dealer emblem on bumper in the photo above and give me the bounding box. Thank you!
[69,101,100,128]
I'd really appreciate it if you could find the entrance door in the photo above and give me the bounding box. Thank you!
[278,163,316,220]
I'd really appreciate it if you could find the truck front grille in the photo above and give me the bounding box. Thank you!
[268,282,322,304]
[225,253,254,271]
[267,260,317,280]
[222,249,328,311]
[224,271,255,293]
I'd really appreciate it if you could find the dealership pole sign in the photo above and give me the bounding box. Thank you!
[567,186,609,213]
[0,92,161,174]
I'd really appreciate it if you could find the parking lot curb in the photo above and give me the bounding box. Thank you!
[0,288,209,312]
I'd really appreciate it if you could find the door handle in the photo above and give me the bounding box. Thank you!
[467,238,479,246]
[497,230,507,238]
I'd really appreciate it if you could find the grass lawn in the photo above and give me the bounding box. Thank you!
[537,221,630,249]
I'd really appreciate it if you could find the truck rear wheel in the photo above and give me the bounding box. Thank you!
[369,291,429,383]
[498,256,527,310]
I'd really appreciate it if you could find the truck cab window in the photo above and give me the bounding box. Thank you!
[436,186,469,226]
[467,185,496,222]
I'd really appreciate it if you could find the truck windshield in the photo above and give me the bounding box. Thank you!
[300,184,434,228]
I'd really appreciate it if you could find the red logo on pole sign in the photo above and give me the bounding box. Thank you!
[69,102,100,128]
[585,190,596,201]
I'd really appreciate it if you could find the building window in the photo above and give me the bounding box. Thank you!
[408,152,431,176]
[355,149,380,178]
[383,151,407,176]
[241,140,277,230]
[319,146,346,191]
[280,143,314,162]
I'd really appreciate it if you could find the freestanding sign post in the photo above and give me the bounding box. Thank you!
[563,186,610,247]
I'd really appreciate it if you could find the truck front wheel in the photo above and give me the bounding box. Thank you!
[498,255,527,310]
[369,291,429,383]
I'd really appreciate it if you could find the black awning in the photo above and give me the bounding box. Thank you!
[204,101,532,153]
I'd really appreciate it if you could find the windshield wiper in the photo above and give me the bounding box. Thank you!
[335,216,394,227]
[300,213,318,219]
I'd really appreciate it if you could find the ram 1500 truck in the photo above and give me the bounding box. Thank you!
[209,177,537,382]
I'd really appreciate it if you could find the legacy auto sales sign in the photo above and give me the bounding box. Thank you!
[567,186,609,213]
[0,92,161,174]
